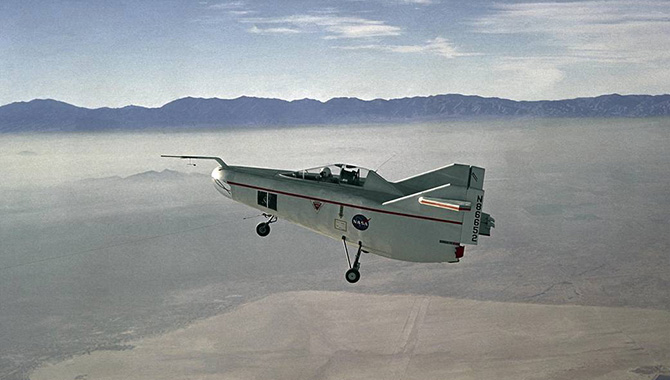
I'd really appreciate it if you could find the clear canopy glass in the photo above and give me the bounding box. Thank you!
[282,163,371,186]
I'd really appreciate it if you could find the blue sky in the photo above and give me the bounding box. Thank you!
[1,0,669,108]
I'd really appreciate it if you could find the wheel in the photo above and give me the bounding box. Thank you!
[256,222,270,237]
[345,268,360,283]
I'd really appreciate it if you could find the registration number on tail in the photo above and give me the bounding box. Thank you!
[471,195,483,242]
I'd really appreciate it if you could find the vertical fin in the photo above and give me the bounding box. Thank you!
[460,166,486,244]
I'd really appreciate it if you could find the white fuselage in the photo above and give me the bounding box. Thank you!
[211,165,473,263]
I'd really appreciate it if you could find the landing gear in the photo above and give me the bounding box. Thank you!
[255,222,270,237]
[255,214,277,237]
[342,237,364,284]
[345,268,360,283]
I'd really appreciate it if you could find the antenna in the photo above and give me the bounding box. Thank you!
[373,153,396,172]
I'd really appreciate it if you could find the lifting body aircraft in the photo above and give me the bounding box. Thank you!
[162,155,495,283]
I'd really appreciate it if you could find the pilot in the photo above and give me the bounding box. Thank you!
[352,169,360,185]
[320,167,332,180]
[340,167,355,183]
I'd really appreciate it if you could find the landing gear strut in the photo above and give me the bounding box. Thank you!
[255,214,277,237]
[342,237,364,283]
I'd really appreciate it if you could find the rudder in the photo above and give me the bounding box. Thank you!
[460,166,487,245]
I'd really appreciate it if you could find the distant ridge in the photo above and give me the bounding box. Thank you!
[77,169,209,184]
[1,93,669,132]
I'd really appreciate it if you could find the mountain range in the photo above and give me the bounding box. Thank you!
[1,93,669,132]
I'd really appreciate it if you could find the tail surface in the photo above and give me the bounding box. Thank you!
[459,166,487,245]
[389,164,495,245]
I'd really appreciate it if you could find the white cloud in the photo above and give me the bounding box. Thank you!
[492,58,566,96]
[393,0,435,4]
[241,14,402,39]
[248,25,301,35]
[195,1,255,25]
[401,0,434,4]
[207,1,245,10]
[376,0,436,4]
[228,10,253,16]
[472,1,670,64]
[337,37,474,58]
[323,23,402,39]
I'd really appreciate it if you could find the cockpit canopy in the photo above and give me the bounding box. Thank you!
[282,163,371,187]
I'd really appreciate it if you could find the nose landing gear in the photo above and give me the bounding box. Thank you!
[255,214,277,237]
[342,237,364,283]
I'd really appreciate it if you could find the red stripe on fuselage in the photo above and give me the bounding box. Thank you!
[227,181,463,225]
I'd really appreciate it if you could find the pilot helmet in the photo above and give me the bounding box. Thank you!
[320,167,332,177]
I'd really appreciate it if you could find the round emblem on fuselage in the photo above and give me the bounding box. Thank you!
[352,214,370,231]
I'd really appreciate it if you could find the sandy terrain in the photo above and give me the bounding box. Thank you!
[32,291,670,380]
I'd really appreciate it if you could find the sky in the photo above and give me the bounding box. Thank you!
[1,0,669,108]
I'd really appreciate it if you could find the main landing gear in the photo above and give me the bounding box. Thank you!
[255,214,277,237]
[342,237,365,284]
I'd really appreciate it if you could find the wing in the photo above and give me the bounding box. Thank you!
[161,155,228,168]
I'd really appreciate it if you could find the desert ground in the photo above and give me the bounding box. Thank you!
[32,291,670,380]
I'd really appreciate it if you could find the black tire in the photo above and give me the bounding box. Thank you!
[345,268,360,283]
[256,222,270,237]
